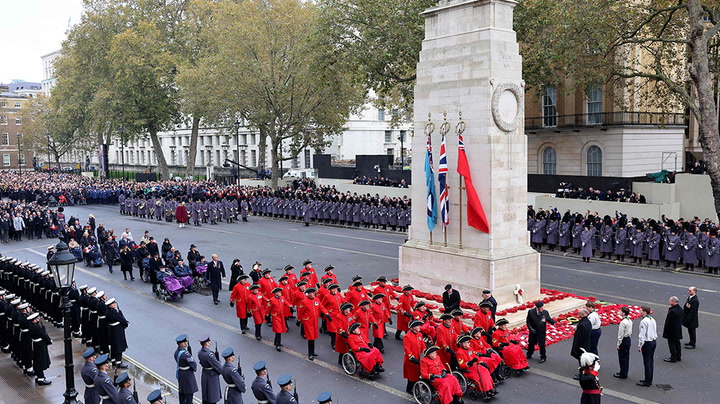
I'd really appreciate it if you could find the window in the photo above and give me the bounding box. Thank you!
[1,133,8,145]
[587,85,603,124]
[0,102,6,107]
[304,149,311,168]
[14,102,21,108]
[586,146,602,176]
[542,147,556,175]
[384,130,392,143]
[216,150,221,165]
[241,134,247,145]
[15,117,21,125]
[241,150,247,166]
[292,156,299,169]
[250,133,256,145]
[2,154,9,166]
[200,151,205,166]
[0,116,7,125]
[200,137,204,146]
[542,86,557,127]
[251,150,257,166]
[233,150,238,162]
[387,148,394,156]
[171,150,176,165]
[378,109,385,121]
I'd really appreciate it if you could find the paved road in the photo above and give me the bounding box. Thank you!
[4,203,716,404]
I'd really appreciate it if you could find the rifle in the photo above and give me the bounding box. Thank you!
[266,369,272,389]
[132,378,139,403]
[215,341,220,360]
[293,379,299,402]
[237,356,243,378]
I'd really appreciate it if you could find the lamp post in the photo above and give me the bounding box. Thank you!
[234,120,241,186]
[119,125,125,181]
[397,131,404,169]
[47,239,79,404]
[45,131,51,172]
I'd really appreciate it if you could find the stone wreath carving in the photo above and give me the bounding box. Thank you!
[491,81,524,132]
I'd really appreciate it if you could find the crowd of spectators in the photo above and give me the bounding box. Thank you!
[554,183,646,203]
[353,176,408,188]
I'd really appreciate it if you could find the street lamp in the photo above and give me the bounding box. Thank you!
[119,125,125,181]
[47,239,79,404]
[397,131,405,168]
[45,131,51,172]
[234,120,241,186]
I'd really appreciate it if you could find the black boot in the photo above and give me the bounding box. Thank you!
[395,330,402,340]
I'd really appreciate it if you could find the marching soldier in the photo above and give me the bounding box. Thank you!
[115,372,138,404]
[28,312,53,385]
[198,334,223,404]
[320,284,345,349]
[395,285,415,340]
[370,293,390,352]
[403,320,425,394]
[81,348,101,404]
[174,334,198,404]
[251,361,276,404]
[247,284,268,341]
[276,374,298,404]
[220,348,246,404]
[94,354,120,403]
[230,275,251,334]
[268,287,291,351]
[298,287,330,361]
[301,259,319,288]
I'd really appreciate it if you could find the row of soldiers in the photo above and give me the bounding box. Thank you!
[173,333,334,404]
[119,194,247,224]
[529,211,720,271]
[0,257,58,385]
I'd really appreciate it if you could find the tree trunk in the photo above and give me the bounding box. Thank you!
[148,126,170,180]
[258,126,267,180]
[270,132,281,189]
[185,116,200,178]
[687,0,720,220]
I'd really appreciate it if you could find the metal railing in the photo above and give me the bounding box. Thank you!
[525,111,686,131]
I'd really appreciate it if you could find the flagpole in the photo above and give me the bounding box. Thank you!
[456,112,466,249]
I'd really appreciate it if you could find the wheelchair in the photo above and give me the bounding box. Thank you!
[413,370,467,404]
[341,351,380,379]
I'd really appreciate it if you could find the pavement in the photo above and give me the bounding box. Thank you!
[1,203,718,403]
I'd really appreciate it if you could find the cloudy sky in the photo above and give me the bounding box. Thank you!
[0,0,84,84]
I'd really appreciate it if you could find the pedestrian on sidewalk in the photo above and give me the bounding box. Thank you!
[526,301,555,363]
[636,306,657,387]
[614,306,632,379]
[683,286,699,349]
[662,296,683,363]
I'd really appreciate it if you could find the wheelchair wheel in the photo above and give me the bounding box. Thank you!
[503,366,513,378]
[341,352,358,375]
[452,370,468,394]
[413,380,434,404]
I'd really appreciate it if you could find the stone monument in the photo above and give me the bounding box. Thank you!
[399,0,540,305]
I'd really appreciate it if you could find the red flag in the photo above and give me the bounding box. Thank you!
[457,134,489,233]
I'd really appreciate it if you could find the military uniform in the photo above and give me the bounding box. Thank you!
[250,361,276,404]
[94,355,119,403]
[174,335,198,404]
[220,348,246,404]
[81,348,101,404]
[198,335,223,404]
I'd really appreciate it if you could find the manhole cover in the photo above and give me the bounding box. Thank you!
[655,384,673,391]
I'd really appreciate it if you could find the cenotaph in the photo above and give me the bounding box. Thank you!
[399,0,540,305]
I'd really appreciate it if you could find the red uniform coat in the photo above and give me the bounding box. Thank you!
[403,329,425,381]
[321,292,345,333]
[304,266,319,287]
[279,284,293,317]
[267,295,290,333]
[472,311,495,333]
[284,272,299,288]
[397,293,416,332]
[175,204,188,223]
[351,307,376,341]
[451,318,470,336]
[321,272,338,285]
[258,276,278,299]
[347,333,383,372]
[491,329,528,370]
[229,282,249,319]
[371,301,390,338]
[420,356,462,404]
[412,309,437,340]
[345,287,369,309]
[317,285,331,302]
[334,312,351,354]
[372,284,397,313]
[292,288,306,307]
[247,292,268,325]
[470,337,502,371]
[298,296,328,341]
[456,347,495,392]
[435,324,457,368]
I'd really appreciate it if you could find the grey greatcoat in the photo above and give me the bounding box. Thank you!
[614,227,628,255]
[81,360,101,404]
[174,346,199,395]
[647,233,661,261]
[221,361,246,404]
[94,371,119,403]
[666,234,681,262]
[251,376,276,404]
[198,347,223,403]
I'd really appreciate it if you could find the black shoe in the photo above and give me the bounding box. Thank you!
[256,337,262,341]
[685,345,695,349]
[36,379,52,386]
[116,362,128,369]
[573,374,580,380]
[636,381,651,387]
[309,355,315,361]
[539,358,546,363]
[276,346,282,352]
[613,373,627,379]
[214,301,219,305]
[663,358,677,363]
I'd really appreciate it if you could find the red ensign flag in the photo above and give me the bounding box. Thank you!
[457,134,489,233]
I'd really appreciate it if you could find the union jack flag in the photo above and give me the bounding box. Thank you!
[438,134,449,226]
